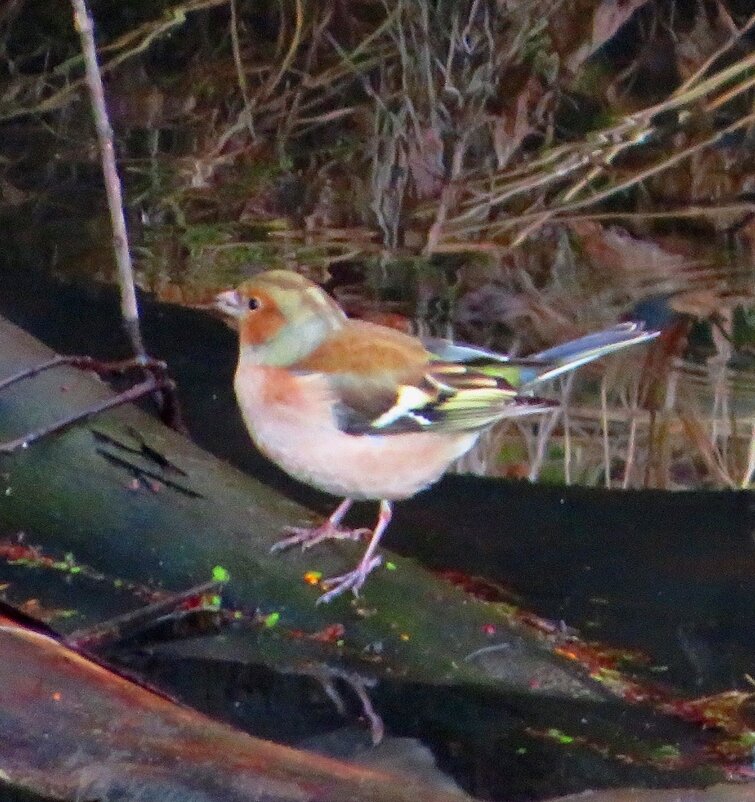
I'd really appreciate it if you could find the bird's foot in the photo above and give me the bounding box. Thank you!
[316,554,383,605]
[270,522,371,553]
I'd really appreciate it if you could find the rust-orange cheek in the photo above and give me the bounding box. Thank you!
[239,300,285,346]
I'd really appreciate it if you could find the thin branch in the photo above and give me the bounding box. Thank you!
[259,0,304,103]
[673,10,755,97]
[2,0,227,124]
[70,0,145,359]
[741,422,755,489]
[230,0,256,141]
[600,376,610,488]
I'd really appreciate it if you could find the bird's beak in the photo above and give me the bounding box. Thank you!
[214,289,245,319]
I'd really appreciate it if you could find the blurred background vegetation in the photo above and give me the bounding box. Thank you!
[0,0,753,490]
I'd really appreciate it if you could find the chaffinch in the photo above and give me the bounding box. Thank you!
[216,270,658,604]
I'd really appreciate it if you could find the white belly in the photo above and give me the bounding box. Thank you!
[234,365,478,500]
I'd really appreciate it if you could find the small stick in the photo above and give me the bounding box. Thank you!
[0,376,172,454]
[0,355,167,393]
[600,376,610,488]
[229,0,256,141]
[0,355,185,451]
[70,0,145,360]
[741,421,755,489]
[623,408,638,490]
[66,580,223,649]
[0,356,73,392]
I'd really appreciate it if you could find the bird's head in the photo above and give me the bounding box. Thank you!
[215,270,347,366]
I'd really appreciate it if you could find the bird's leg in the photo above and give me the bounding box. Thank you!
[270,498,371,553]
[316,500,392,605]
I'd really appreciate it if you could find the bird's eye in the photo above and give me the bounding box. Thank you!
[247,296,261,311]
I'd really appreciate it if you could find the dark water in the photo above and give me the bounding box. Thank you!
[0,264,753,800]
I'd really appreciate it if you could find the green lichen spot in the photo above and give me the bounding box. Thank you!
[263,611,281,629]
[650,744,681,761]
[546,728,574,745]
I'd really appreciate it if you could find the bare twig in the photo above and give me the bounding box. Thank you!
[674,10,755,97]
[259,0,304,103]
[229,0,256,142]
[741,423,755,489]
[528,408,561,482]
[66,579,223,648]
[600,376,610,488]
[70,0,145,359]
[0,376,170,454]
[561,373,575,484]
[622,382,640,490]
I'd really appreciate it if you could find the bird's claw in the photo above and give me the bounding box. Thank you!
[271,523,370,553]
[316,555,383,605]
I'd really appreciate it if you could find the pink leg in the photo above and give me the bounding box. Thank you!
[317,500,393,605]
[270,498,370,553]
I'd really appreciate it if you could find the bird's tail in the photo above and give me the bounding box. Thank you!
[425,322,659,389]
[518,322,659,389]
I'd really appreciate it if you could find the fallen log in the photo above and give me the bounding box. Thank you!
[0,312,606,697]
[0,614,475,802]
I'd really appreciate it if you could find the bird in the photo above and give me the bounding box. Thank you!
[215,270,659,604]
